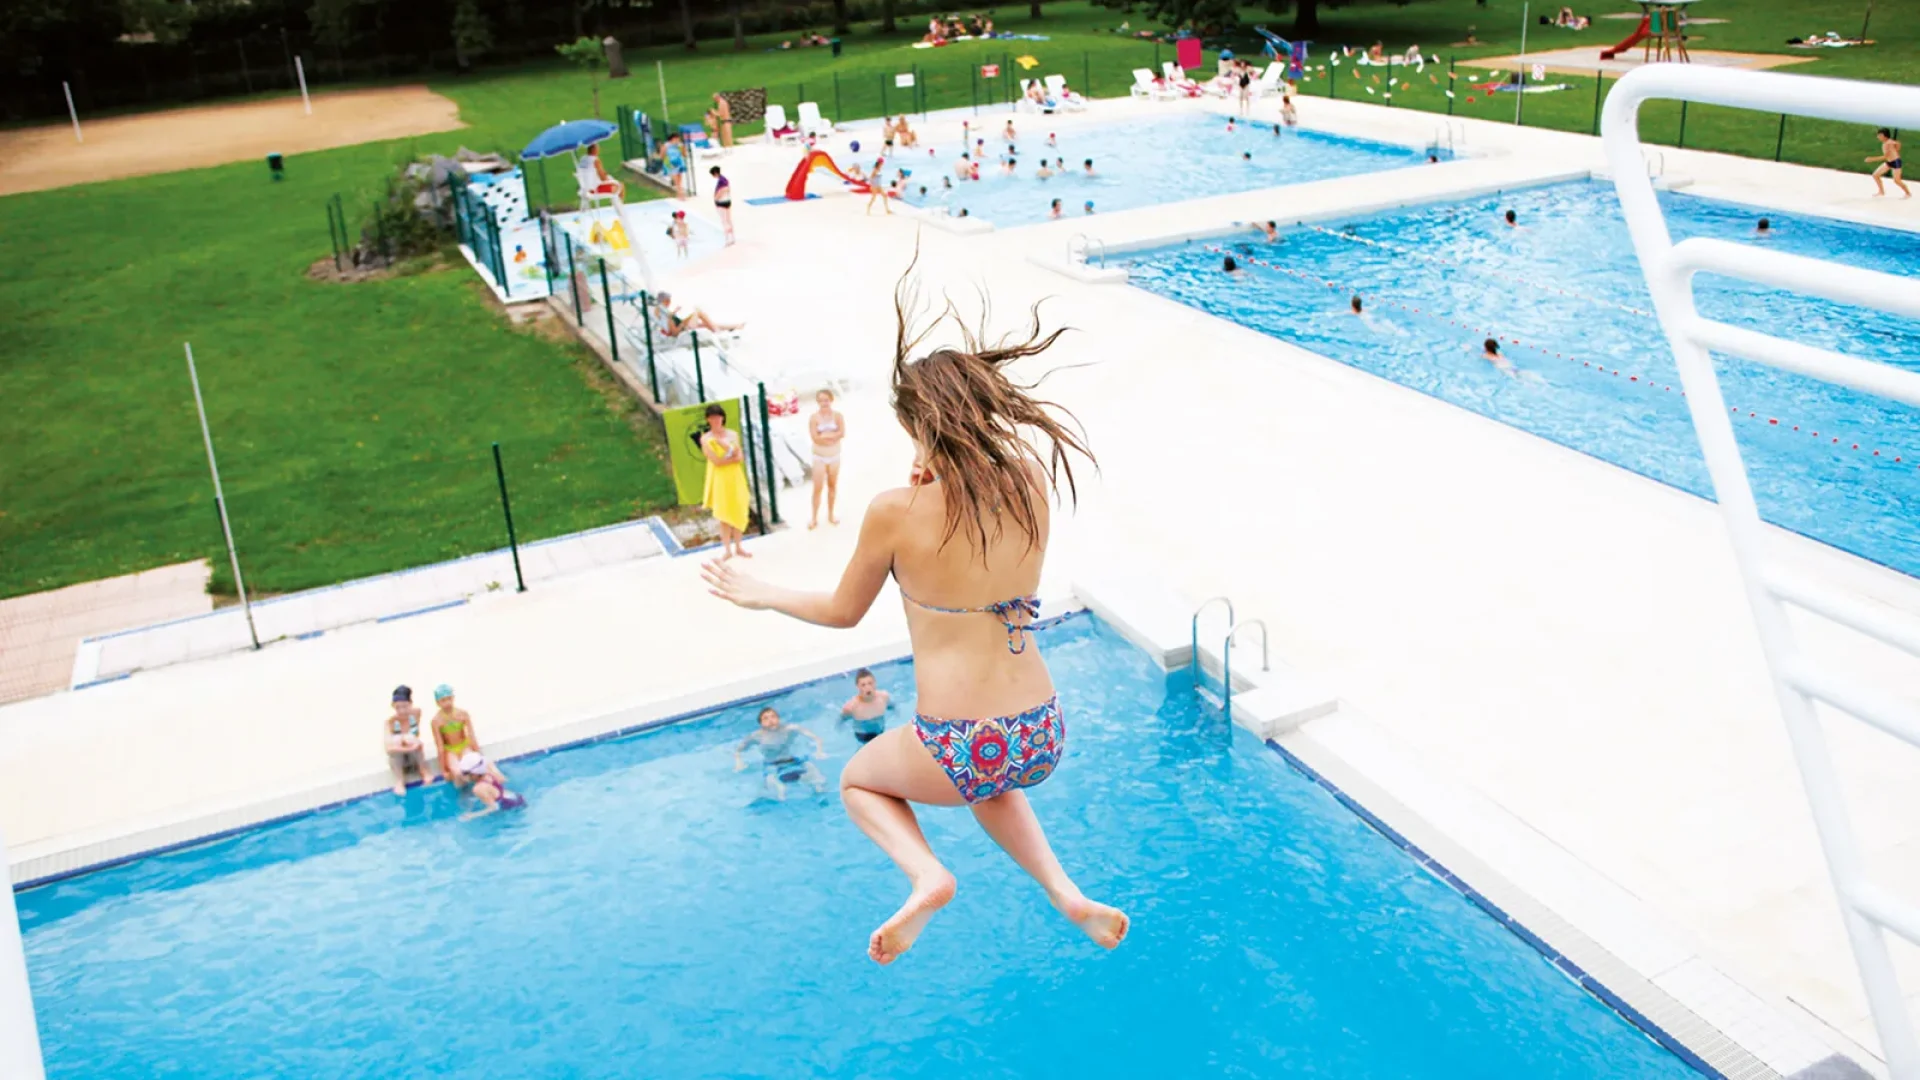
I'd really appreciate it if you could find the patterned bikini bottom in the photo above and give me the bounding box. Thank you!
[911,697,1064,805]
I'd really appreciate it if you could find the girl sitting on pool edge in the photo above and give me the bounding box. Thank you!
[702,258,1128,964]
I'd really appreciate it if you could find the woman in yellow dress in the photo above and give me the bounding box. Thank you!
[700,404,753,559]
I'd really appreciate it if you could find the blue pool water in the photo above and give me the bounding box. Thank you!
[1126,181,1920,577]
[897,113,1433,226]
[20,614,1700,1078]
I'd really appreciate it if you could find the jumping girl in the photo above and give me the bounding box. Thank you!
[702,266,1128,965]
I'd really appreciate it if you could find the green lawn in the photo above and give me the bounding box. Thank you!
[0,1,1909,600]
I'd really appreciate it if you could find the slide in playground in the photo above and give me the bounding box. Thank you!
[785,150,873,199]
[1600,16,1650,60]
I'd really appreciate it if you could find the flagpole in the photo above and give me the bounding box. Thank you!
[184,343,261,650]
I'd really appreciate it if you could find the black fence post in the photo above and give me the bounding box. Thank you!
[972,65,978,114]
[1083,52,1090,97]
[757,381,780,525]
[1677,100,1688,148]
[1591,69,1604,135]
[492,442,527,592]
[740,394,768,536]
[834,72,841,122]
[326,199,343,270]
[692,334,707,401]
[639,290,661,400]
[598,259,620,365]
[1774,113,1787,162]
[565,233,584,326]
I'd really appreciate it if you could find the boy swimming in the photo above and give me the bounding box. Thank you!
[841,669,893,744]
[735,707,828,800]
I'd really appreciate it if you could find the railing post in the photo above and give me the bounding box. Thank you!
[1592,68,1604,135]
[639,289,660,400]
[1083,51,1090,97]
[1333,57,1341,102]
[565,233,583,326]
[972,65,978,114]
[833,72,841,122]
[741,394,768,536]
[598,259,619,366]
[692,333,706,401]
[1774,112,1787,162]
[492,442,527,592]
[1677,99,1688,148]
[758,381,780,524]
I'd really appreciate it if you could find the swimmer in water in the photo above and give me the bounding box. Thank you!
[1756,217,1771,236]
[735,707,829,800]
[953,153,971,181]
[841,668,893,744]
[1242,151,1252,162]
[1047,132,1058,147]
[1003,119,1017,142]
[1084,200,1094,214]
[453,751,525,820]
[1482,337,1517,376]
[1003,156,1017,176]
[1037,161,1053,179]
[1226,117,1236,133]
[1049,198,1063,219]
[1349,295,1363,315]
[1083,158,1095,175]
[1503,209,1519,228]
[1869,128,1911,198]
[1222,255,1242,275]
[1254,220,1277,242]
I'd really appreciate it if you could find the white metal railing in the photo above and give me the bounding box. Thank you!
[1604,64,1920,1077]
[2,828,47,1080]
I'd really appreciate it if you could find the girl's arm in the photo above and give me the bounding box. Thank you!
[703,491,902,627]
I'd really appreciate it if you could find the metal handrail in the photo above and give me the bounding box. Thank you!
[1068,233,1108,268]
[1603,62,1920,1077]
[1223,618,1270,724]
[1190,596,1234,697]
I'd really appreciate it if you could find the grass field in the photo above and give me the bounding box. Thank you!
[0,0,1909,601]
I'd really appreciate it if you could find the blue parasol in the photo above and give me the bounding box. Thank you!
[521,119,618,160]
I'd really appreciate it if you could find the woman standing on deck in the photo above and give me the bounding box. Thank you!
[809,389,845,529]
[700,404,752,559]
[702,266,1128,965]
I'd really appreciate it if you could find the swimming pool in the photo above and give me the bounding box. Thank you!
[19,613,1703,1078]
[1125,181,1920,577]
[897,113,1434,227]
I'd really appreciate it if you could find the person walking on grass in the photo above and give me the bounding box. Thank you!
[702,260,1128,966]
[700,404,753,560]
[1869,128,1910,198]
[710,167,735,245]
[809,389,845,529]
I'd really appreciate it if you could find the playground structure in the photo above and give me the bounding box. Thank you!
[785,150,874,200]
[1602,0,1699,63]
[1253,26,1311,81]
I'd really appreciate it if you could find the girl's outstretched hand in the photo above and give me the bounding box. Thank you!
[703,559,776,609]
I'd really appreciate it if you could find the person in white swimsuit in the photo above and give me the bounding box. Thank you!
[809,389,845,529]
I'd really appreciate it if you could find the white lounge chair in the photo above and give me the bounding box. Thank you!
[1130,68,1172,100]
[575,156,623,212]
[1016,79,1052,113]
[1044,75,1088,111]
[1253,62,1288,98]
[796,101,834,138]
[1162,62,1207,96]
[764,104,801,144]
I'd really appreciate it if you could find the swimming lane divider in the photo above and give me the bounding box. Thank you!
[1206,245,1915,467]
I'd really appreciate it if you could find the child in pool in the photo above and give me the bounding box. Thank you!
[454,751,525,819]
[703,264,1128,964]
[841,668,893,743]
[735,707,828,799]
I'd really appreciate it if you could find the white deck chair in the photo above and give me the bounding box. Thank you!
[1016,79,1049,113]
[764,104,801,144]
[1044,74,1088,111]
[575,156,622,212]
[796,102,834,138]
[1162,61,1206,96]
[1253,62,1287,98]
[1130,68,1170,100]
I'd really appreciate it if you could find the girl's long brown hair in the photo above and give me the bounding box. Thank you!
[892,254,1095,560]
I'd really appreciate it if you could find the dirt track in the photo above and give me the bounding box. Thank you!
[0,85,464,196]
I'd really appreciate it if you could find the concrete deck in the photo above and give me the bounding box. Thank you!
[0,563,210,705]
[7,88,1919,1075]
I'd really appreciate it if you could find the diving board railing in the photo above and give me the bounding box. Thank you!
[1603,63,1920,1078]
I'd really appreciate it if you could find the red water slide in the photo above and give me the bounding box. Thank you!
[1600,15,1650,60]
[784,150,871,199]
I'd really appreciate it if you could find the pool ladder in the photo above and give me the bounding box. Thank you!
[1068,233,1108,269]
[1190,596,1271,722]
[1606,64,1920,1078]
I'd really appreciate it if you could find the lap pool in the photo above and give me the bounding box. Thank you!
[1125,181,1920,577]
[19,613,1702,1078]
[898,113,1435,227]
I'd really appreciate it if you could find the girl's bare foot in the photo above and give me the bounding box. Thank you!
[391,782,407,796]
[735,547,753,558]
[829,514,840,525]
[808,518,818,530]
[869,869,956,965]
[1055,892,1129,949]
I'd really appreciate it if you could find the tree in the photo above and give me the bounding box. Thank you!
[829,0,847,34]
[555,36,606,116]
[727,0,744,49]
[1291,0,1318,36]
[1092,0,1238,34]
[452,0,493,69]
[676,0,695,47]
[880,0,895,33]
[1029,0,1042,18]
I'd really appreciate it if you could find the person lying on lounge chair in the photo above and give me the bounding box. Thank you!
[651,291,745,337]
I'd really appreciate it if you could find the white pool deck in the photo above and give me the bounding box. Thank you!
[7,88,1920,1077]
